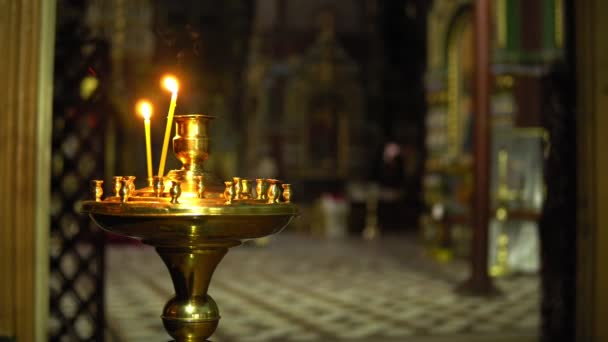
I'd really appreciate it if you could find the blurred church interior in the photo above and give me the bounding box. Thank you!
[1,0,607,341]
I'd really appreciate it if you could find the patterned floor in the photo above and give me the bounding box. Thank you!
[105,234,539,342]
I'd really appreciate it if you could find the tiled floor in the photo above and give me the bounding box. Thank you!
[105,234,539,342]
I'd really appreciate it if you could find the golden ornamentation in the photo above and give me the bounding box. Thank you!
[119,179,129,203]
[266,179,280,204]
[490,149,519,278]
[153,176,164,197]
[194,175,205,199]
[113,176,122,197]
[91,180,103,202]
[233,177,242,199]
[81,114,298,341]
[170,115,212,181]
[170,181,182,204]
[496,149,518,202]
[224,181,235,204]
[125,176,136,195]
[255,178,266,200]
[241,179,252,199]
[281,184,291,203]
[490,224,511,277]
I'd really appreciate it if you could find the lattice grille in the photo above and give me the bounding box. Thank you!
[50,3,109,339]
[49,107,106,341]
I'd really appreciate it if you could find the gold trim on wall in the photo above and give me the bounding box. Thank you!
[555,0,564,48]
[447,35,461,158]
[446,11,473,160]
[427,0,472,72]
[496,0,507,48]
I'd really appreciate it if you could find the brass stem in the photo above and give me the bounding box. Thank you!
[158,247,227,298]
[156,246,232,341]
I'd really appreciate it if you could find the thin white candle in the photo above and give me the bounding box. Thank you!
[158,75,179,177]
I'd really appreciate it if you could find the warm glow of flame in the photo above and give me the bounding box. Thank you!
[136,100,153,120]
[161,75,179,93]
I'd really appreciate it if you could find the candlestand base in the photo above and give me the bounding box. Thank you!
[156,244,238,341]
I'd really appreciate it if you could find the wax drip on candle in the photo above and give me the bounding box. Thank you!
[158,75,179,177]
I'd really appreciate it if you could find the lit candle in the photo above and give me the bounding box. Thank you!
[158,75,179,177]
[137,100,154,180]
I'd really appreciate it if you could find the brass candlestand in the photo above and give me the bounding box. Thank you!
[82,114,298,341]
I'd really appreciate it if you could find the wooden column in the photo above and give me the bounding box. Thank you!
[576,0,608,339]
[0,0,55,340]
[458,0,497,295]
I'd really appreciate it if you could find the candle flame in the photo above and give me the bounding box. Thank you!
[136,100,153,120]
[161,75,179,93]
